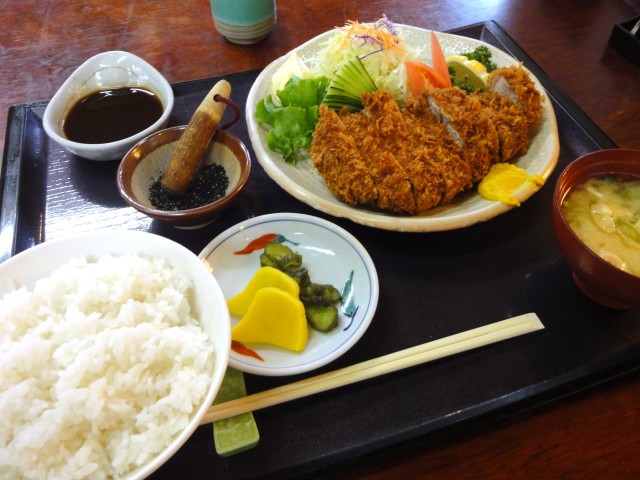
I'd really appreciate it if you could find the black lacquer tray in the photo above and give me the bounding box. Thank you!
[1,21,638,480]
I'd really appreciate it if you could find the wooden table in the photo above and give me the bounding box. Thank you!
[2,0,640,478]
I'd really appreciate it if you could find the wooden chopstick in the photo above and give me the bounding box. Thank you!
[200,313,544,425]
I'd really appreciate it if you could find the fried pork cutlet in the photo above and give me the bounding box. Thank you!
[310,106,378,207]
[424,87,500,183]
[309,64,543,216]
[403,95,473,204]
[340,109,416,214]
[473,90,531,162]
[361,91,444,212]
[487,65,543,129]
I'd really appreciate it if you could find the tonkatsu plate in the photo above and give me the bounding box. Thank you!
[246,21,559,232]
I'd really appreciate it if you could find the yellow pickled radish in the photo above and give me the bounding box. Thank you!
[226,266,300,316]
[231,287,309,352]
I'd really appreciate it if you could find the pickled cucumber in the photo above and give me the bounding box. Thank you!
[263,241,298,263]
[305,305,339,332]
[300,283,342,306]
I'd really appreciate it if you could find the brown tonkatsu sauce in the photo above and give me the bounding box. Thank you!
[63,87,163,144]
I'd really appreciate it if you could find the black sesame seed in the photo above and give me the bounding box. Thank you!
[149,164,229,211]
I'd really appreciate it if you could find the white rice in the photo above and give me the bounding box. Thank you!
[0,254,216,480]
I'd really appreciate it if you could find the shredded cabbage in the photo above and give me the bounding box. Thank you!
[307,16,423,100]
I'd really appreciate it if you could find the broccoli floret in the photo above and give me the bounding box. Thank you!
[460,46,498,73]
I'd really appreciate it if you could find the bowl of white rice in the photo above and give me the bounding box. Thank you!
[0,230,231,479]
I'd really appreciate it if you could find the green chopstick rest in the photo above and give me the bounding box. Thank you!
[212,367,260,456]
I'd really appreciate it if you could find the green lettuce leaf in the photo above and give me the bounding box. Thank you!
[277,76,327,107]
[255,76,328,164]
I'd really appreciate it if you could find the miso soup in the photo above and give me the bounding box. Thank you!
[561,176,640,278]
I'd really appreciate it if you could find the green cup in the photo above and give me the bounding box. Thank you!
[211,0,276,44]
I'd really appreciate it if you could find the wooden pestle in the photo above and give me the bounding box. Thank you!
[160,80,231,196]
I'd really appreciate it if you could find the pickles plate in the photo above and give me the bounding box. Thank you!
[199,213,379,376]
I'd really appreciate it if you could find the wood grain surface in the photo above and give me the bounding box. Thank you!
[2,1,640,478]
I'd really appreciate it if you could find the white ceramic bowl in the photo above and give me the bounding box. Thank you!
[0,230,230,479]
[43,51,174,161]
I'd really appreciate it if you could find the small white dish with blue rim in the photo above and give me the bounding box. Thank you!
[199,212,379,376]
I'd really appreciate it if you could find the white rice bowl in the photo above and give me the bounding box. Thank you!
[0,231,230,480]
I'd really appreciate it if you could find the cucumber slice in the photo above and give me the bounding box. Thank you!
[305,305,339,332]
[322,56,377,112]
[213,367,260,456]
[300,283,342,307]
[263,241,294,260]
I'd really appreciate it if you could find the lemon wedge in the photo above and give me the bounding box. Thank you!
[270,52,314,97]
[446,54,489,91]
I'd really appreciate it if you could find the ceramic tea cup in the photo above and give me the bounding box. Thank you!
[211,0,276,44]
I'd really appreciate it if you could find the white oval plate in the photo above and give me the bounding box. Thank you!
[245,25,560,232]
[199,213,379,376]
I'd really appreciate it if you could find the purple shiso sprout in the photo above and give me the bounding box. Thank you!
[374,14,399,36]
[350,14,401,60]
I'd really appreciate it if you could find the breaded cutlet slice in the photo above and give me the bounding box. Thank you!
[403,95,473,204]
[310,106,378,207]
[474,90,531,162]
[487,65,543,129]
[361,91,444,212]
[425,87,500,183]
[340,110,417,214]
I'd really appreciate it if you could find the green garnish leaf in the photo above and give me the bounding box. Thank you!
[264,105,318,163]
[255,95,277,125]
[277,75,328,107]
[459,46,497,73]
[255,76,328,164]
